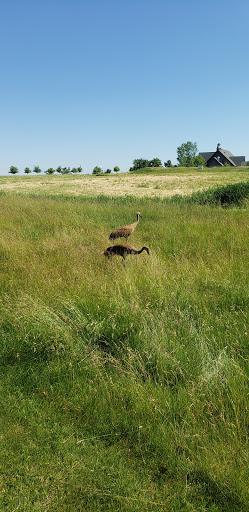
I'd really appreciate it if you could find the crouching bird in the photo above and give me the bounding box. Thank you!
[103,243,150,260]
[109,212,142,242]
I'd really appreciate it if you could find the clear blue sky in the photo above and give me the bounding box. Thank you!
[1,0,249,174]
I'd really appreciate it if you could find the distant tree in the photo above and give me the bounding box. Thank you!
[92,166,102,175]
[247,161,249,166]
[33,165,42,174]
[177,141,198,167]
[193,155,206,167]
[70,166,82,173]
[24,167,31,174]
[129,158,150,171]
[149,158,162,167]
[61,167,71,174]
[56,166,62,173]
[164,160,172,168]
[9,166,19,174]
[45,168,55,174]
[113,166,120,173]
[105,168,112,173]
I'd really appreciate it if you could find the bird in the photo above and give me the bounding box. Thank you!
[109,212,142,242]
[103,243,150,260]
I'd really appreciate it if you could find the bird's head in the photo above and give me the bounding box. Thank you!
[137,212,142,219]
[143,246,150,255]
[103,247,112,257]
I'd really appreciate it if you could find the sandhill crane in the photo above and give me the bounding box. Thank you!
[109,212,142,242]
[103,243,150,260]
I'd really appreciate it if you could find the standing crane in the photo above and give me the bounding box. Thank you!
[103,243,150,260]
[109,212,142,242]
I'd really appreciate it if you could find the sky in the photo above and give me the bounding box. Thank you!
[0,0,249,175]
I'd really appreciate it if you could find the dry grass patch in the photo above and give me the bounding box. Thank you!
[0,167,248,199]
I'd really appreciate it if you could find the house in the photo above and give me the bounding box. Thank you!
[199,143,247,167]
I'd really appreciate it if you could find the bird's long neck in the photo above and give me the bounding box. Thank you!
[136,213,140,223]
[137,247,146,254]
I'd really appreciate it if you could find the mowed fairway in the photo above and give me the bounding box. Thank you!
[0,170,248,511]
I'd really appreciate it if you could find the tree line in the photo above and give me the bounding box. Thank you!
[7,142,213,175]
[129,142,206,171]
[92,166,120,175]
[9,165,83,175]
[8,165,121,175]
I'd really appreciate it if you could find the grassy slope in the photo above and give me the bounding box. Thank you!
[0,185,248,510]
[128,165,249,175]
[0,166,248,199]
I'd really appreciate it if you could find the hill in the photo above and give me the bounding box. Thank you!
[0,166,248,199]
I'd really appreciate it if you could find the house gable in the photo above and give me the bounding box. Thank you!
[207,149,236,167]
[199,144,246,167]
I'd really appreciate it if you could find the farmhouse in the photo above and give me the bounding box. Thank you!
[199,143,247,167]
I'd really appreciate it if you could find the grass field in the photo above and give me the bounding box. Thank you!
[0,166,248,198]
[0,169,248,511]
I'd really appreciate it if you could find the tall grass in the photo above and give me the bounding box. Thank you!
[171,180,249,206]
[0,193,248,511]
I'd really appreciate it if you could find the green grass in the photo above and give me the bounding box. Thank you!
[128,165,249,176]
[0,188,248,511]
[173,180,249,206]
[0,166,248,200]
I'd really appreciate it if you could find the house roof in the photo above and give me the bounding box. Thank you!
[200,145,246,167]
[216,149,236,166]
[199,149,235,165]
[220,149,233,158]
[199,152,213,162]
[230,156,246,165]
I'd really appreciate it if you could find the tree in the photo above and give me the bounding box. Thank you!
[164,160,172,168]
[24,167,31,174]
[113,166,120,174]
[177,141,198,167]
[33,165,42,174]
[192,155,206,167]
[9,166,19,174]
[129,157,163,171]
[149,158,162,167]
[92,166,102,175]
[71,166,82,173]
[45,168,55,174]
[105,168,112,174]
[129,159,150,171]
[56,166,62,173]
[61,167,71,174]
